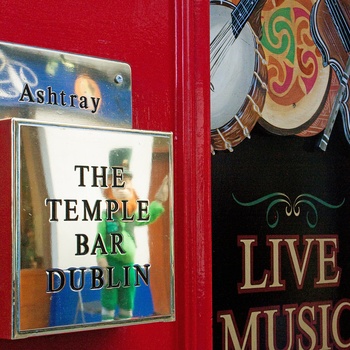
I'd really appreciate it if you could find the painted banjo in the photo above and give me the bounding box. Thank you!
[210,0,268,153]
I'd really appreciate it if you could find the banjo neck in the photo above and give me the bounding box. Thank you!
[231,0,261,38]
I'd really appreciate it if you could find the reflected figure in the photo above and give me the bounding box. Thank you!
[96,148,168,320]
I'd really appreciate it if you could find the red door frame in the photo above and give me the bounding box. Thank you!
[0,0,211,349]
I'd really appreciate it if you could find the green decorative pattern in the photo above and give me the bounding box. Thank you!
[232,193,345,229]
[261,8,295,64]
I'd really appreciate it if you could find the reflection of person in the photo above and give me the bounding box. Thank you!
[96,148,168,321]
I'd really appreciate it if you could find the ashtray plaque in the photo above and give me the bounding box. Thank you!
[0,41,131,128]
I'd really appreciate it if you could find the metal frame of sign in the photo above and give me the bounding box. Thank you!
[10,118,174,339]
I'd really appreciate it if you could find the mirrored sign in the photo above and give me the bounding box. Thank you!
[0,41,131,128]
[12,119,174,338]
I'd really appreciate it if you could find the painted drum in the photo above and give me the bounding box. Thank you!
[259,0,331,136]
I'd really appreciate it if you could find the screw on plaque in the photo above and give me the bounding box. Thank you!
[115,74,124,84]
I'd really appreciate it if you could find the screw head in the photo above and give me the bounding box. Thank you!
[115,74,123,84]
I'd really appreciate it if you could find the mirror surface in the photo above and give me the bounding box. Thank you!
[14,120,174,337]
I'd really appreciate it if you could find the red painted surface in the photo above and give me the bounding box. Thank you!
[0,0,211,349]
[0,120,13,339]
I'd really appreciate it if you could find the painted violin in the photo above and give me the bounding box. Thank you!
[310,0,350,150]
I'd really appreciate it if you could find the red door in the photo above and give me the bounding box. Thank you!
[0,0,212,349]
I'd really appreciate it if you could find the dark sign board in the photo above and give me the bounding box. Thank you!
[211,0,350,348]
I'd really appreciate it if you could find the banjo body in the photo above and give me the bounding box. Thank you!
[210,0,268,152]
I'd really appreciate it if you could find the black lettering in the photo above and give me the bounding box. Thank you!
[74,165,90,187]
[135,264,150,286]
[106,266,121,288]
[111,167,125,188]
[47,86,58,105]
[64,199,78,221]
[70,94,78,107]
[106,200,119,220]
[36,89,45,103]
[60,90,66,106]
[124,265,131,287]
[122,200,134,221]
[137,200,150,221]
[18,83,35,102]
[75,234,89,255]
[92,166,108,187]
[91,267,104,289]
[45,198,62,221]
[91,233,108,255]
[111,233,126,254]
[79,95,88,109]
[68,267,85,291]
[91,97,100,113]
[82,199,102,221]
[46,268,66,293]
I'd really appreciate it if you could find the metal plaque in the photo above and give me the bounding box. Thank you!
[12,119,174,338]
[0,41,131,128]
[0,42,174,338]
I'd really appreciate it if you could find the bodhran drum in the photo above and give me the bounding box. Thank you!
[210,0,268,152]
[259,0,331,136]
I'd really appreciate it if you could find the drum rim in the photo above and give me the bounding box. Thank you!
[210,0,235,10]
[258,62,331,136]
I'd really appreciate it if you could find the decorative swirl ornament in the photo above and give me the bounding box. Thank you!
[232,192,345,228]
